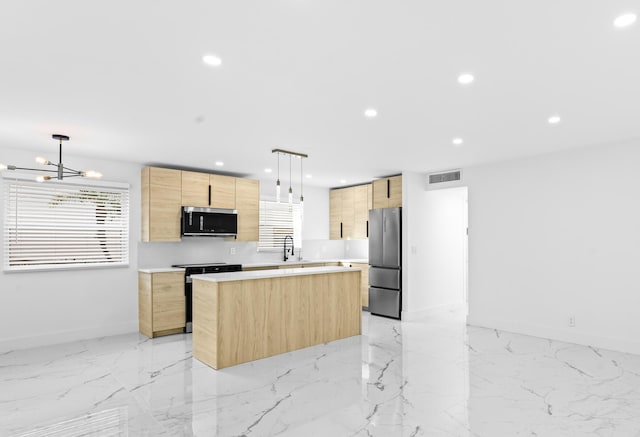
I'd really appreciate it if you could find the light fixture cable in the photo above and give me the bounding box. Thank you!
[276,152,281,203]
[300,155,304,220]
[288,155,293,204]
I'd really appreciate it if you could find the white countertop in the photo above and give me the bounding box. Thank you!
[139,259,368,274]
[241,258,368,268]
[138,267,185,273]
[192,266,362,283]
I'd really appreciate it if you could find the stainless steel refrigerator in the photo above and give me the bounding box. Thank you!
[368,207,402,319]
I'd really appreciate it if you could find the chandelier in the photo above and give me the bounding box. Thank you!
[0,134,102,182]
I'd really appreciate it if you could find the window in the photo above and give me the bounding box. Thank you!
[258,200,301,251]
[3,177,129,271]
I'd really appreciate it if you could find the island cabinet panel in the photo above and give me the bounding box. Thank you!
[193,270,361,369]
[192,280,218,366]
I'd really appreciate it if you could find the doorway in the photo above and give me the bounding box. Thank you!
[410,186,469,315]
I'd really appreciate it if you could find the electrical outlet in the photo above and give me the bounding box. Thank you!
[230,247,236,255]
[568,316,575,327]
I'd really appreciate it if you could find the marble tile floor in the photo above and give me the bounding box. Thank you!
[2,310,640,436]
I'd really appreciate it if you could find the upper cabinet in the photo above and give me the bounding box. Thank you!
[181,171,236,209]
[372,175,402,209]
[210,174,236,209]
[352,184,369,239]
[330,183,371,240]
[329,189,342,240]
[143,167,259,242]
[142,167,182,242]
[235,178,260,241]
[181,171,209,207]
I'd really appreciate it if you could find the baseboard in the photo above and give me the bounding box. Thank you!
[0,321,139,353]
[403,302,467,322]
[467,315,640,356]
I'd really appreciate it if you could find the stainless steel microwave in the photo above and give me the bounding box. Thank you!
[181,206,238,237]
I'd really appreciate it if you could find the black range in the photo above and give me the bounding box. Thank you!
[171,262,242,333]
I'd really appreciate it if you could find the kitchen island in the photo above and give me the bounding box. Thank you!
[192,266,361,369]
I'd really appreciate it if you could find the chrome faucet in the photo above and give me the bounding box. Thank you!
[283,235,294,262]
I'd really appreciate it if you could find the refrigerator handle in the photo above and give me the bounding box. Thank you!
[387,179,390,198]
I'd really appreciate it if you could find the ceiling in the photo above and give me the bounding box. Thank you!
[1,1,638,188]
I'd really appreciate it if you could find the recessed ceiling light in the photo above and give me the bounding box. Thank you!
[202,55,222,67]
[215,161,224,166]
[614,13,637,28]
[364,108,378,118]
[452,138,464,146]
[548,115,561,125]
[264,168,272,173]
[305,174,312,179]
[458,73,475,85]
[340,179,347,184]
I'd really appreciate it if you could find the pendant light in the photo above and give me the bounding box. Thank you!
[271,148,308,207]
[0,134,102,181]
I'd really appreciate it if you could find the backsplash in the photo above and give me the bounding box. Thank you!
[137,238,367,268]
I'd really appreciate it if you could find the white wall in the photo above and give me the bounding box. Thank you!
[0,145,142,352]
[402,172,468,320]
[465,140,640,355]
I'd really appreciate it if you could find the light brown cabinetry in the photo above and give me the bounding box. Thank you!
[193,270,361,369]
[235,178,259,241]
[210,174,236,209]
[330,189,342,240]
[330,184,371,240]
[372,175,402,209]
[138,271,185,338]
[345,262,370,308]
[143,167,260,242]
[181,171,210,207]
[181,171,236,209]
[142,167,182,242]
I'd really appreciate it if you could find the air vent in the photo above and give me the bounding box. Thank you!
[428,170,461,184]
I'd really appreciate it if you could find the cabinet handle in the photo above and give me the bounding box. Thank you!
[366,220,369,238]
[340,222,343,239]
[208,185,211,206]
[387,179,390,198]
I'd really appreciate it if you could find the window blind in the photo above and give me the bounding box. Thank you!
[258,200,301,251]
[3,179,129,271]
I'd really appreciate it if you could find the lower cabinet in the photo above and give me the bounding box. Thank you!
[138,271,185,338]
[344,262,369,308]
